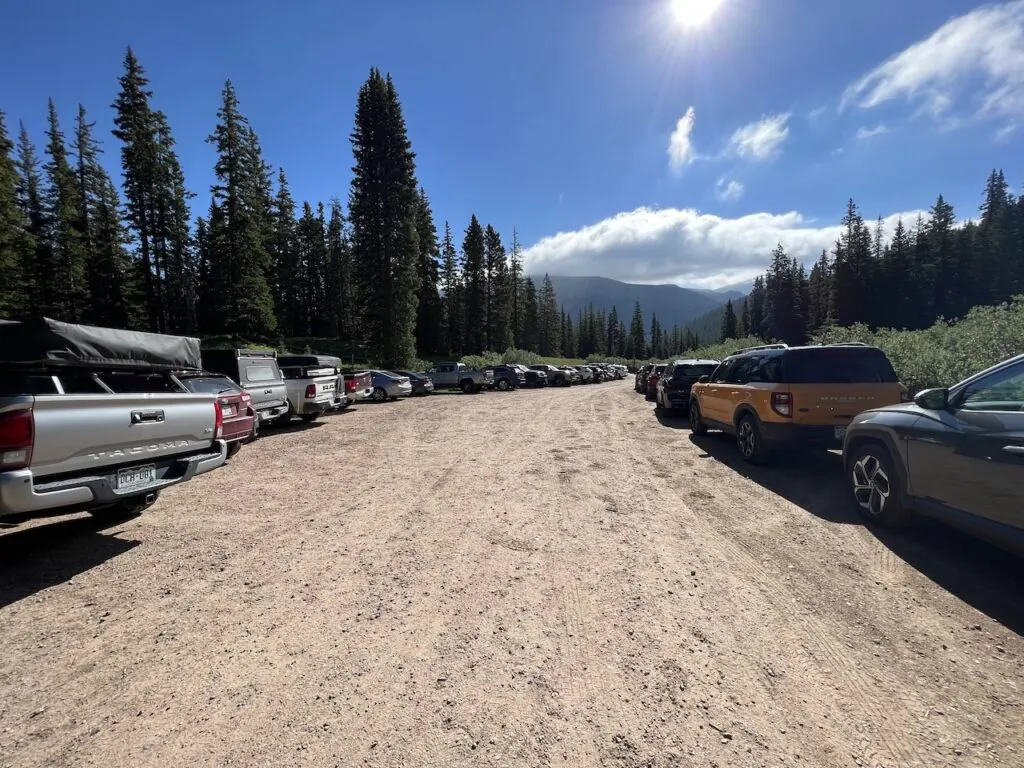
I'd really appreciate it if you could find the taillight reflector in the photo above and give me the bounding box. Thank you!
[345,379,356,392]
[771,392,793,417]
[304,384,317,398]
[0,407,34,469]
[213,400,224,439]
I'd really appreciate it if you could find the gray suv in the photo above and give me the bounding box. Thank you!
[842,352,1024,557]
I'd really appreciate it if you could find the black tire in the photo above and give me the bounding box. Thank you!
[372,386,388,402]
[847,442,912,527]
[496,378,510,391]
[689,401,708,435]
[460,380,474,394]
[735,413,770,465]
[226,441,242,459]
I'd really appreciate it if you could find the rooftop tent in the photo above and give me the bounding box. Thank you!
[0,317,203,370]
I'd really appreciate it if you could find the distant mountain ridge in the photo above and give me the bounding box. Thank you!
[536,275,733,331]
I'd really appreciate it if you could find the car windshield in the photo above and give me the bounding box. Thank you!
[674,364,717,379]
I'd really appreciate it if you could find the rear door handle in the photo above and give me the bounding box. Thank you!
[131,409,165,424]
[1002,445,1024,456]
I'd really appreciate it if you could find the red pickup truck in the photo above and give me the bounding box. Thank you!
[341,370,374,404]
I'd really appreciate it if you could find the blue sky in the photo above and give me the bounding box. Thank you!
[3,0,1023,289]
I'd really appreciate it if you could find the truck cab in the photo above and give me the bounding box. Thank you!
[276,354,343,423]
[428,363,492,394]
[201,349,289,426]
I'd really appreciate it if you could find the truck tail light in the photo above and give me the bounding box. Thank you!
[304,384,317,399]
[0,407,34,469]
[213,400,224,439]
[345,379,356,393]
[771,392,793,417]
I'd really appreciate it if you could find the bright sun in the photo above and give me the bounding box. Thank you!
[670,0,725,28]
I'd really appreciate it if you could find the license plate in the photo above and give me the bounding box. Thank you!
[117,464,156,491]
[223,405,237,417]
[834,427,847,440]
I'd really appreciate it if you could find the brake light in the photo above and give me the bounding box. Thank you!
[771,392,793,417]
[304,384,317,399]
[213,400,224,439]
[0,407,34,469]
[345,379,356,393]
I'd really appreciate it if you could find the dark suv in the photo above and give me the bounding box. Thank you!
[842,352,1024,557]
[655,359,719,414]
[488,364,526,391]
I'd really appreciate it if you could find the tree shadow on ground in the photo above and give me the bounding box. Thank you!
[689,432,1024,637]
[0,514,140,609]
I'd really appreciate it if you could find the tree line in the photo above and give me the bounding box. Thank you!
[710,172,1024,348]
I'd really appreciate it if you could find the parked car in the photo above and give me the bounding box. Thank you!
[690,342,908,464]
[644,364,667,400]
[341,369,374,403]
[487,364,526,391]
[842,352,1024,556]
[392,370,435,395]
[530,364,571,387]
[202,348,290,426]
[560,366,583,384]
[635,364,654,393]
[277,354,342,423]
[513,364,548,388]
[655,359,720,414]
[427,362,493,393]
[175,371,257,457]
[369,370,414,401]
[0,318,228,523]
[575,365,595,384]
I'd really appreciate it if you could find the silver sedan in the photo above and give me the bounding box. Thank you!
[370,370,413,401]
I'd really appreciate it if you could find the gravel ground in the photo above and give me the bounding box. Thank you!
[1,380,1022,768]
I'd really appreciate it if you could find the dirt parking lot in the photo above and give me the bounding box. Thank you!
[1,380,1023,768]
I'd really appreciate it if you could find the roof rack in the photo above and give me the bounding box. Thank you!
[727,343,789,356]
[237,348,277,358]
[825,341,869,347]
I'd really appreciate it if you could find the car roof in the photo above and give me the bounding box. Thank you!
[671,359,720,365]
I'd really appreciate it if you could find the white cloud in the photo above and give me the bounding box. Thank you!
[668,106,698,172]
[855,123,890,140]
[840,1,1024,125]
[995,123,1018,141]
[715,178,745,201]
[523,206,926,290]
[807,104,829,121]
[728,113,790,161]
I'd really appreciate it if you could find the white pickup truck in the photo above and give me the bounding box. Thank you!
[277,354,343,423]
[0,318,228,523]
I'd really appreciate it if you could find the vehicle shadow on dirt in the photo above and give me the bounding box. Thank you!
[690,433,1024,637]
[262,420,329,437]
[654,407,690,428]
[0,515,140,609]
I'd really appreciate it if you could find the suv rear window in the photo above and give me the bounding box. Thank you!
[781,348,897,384]
[673,364,717,379]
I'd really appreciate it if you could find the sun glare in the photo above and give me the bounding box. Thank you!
[670,0,725,29]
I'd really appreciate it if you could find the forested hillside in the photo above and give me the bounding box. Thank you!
[1,48,1021,368]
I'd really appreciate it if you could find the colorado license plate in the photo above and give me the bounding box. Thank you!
[834,427,847,440]
[117,464,156,491]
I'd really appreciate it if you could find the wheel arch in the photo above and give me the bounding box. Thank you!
[844,429,910,499]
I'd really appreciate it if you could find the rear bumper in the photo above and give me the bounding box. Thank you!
[0,441,228,517]
[354,387,374,401]
[330,395,353,410]
[759,422,847,449]
[257,403,289,422]
[298,397,332,415]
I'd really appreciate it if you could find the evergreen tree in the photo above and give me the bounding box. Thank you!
[806,250,830,332]
[720,298,737,340]
[537,273,560,356]
[509,229,524,346]
[324,199,354,344]
[270,169,299,336]
[43,99,89,321]
[522,277,539,351]
[605,305,620,356]
[484,224,512,351]
[72,105,137,328]
[564,312,577,358]
[747,277,766,338]
[349,69,420,366]
[648,313,661,358]
[461,214,487,353]
[0,112,32,317]
[14,123,49,316]
[205,80,277,340]
[414,189,443,354]
[617,319,627,357]
[439,221,462,353]
[294,201,324,335]
[628,300,645,358]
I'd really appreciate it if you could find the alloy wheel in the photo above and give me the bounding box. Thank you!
[852,454,891,516]
[737,420,756,458]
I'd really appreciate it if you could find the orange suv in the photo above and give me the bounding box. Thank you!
[688,343,908,463]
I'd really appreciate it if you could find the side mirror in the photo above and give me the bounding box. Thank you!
[914,387,950,410]
[698,375,711,384]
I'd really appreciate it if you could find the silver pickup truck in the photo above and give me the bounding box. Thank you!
[427,362,493,393]
[0,318,228,523]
